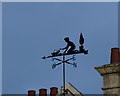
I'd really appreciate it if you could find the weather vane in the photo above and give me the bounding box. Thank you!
[42,33,88,96]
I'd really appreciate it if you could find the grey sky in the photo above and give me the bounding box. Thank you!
[2,2,118,94]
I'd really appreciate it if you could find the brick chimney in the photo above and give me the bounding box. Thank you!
[95,48,120,95]
[28,90,36,96]
[39,89,47,96]
[50,87,58,96]
[110,48,120,64]
[28,87,58,96]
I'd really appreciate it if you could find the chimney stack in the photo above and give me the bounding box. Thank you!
[39,89,47,96]
[50,87,58,96]
[28,90,36,96]
[110,48,120,64]
[95,47,120,95]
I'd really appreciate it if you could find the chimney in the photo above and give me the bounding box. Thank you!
[39,89,47,96]
[50,87,58,96]
[28,90,36,96]
[110,48,120,64]
[95,47,120,95]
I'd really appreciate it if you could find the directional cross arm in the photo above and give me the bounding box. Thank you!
[52,58,62,61]
[65,61,77,67]
[65,57,76,62]
[52,62,63,69]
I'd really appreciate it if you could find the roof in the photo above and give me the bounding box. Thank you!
[56,82,83,96]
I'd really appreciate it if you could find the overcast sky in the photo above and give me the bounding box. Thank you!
[2,2,118,94]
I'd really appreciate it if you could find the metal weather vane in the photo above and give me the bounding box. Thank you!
[42,33,88,59]
[42,33,88,96]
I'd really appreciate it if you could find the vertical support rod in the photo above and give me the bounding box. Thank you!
[63,55,65,96]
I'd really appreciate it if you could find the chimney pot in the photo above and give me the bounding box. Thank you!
[50,87,58,96]
[39,89,47,96]
[28,90,36,96]
[110,48,120,64]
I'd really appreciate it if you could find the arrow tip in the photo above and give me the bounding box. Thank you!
[42,56,46,59]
